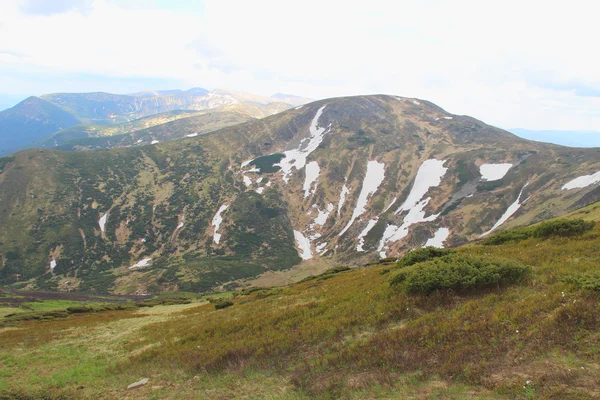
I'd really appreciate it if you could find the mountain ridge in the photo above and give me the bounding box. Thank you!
[1,94,599,294]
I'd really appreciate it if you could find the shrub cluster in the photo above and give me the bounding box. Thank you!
[214,300,234,310]
[390,254,531,295]
[396,247,456,268]
[299,265,351,283]
[484,219,595,246]
[563,272,600,292]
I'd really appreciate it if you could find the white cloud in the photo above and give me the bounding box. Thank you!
[0,0,600,130]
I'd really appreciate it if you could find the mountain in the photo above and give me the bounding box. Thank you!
[52,111,255,151]
[509,128,600,147]
[271,93,314,106]
[0,89,308,154]
[1,95,599,294]
[39,89,240,124]
[0,97,82,155]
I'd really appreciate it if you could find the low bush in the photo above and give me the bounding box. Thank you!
[533,219,595,238]
[484,219,594,245]
[390,254,531,295]
[396,247,456,268]
[4,310,69,322]
[214,300,233,310]
[563,272,600,292]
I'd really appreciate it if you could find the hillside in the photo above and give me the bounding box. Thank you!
[1,208,599,398]
[0,97,82,155]
[0,95,599,294]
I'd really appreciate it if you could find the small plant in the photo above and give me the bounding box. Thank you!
[214,300,233,310]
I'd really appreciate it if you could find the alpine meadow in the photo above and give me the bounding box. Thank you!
[1,0,600,399]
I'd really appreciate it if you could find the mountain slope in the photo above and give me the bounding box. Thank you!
[1,208,600,398]
[54,111,255,151]
[1,95,599,294]
[0,97,82,154]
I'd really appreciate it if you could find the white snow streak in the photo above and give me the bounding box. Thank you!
[212,204,228,244]
[424,228,450,248]
[316,242,328,255]
[339,161,386,237]
[303,161,320,198]
[275,105,329,183]
[377,159,448,257]
[480,185,529,237]
[294,230,313,260]
[98,213,108,233]
[151,140,159,144]
[357,219,378,252]
[186,133,198,138]
[394,159,448,216]
[562,171,600,190]
[337,183,350,216]
[313,203,335,227]
[129,258,152,269]
[241,159,254,168]
[243,175,252,187]
[383,197,397,213]
[480,163,513,181]
[50,259,57,271]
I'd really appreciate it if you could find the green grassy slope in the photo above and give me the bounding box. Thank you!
[0,210,599,399]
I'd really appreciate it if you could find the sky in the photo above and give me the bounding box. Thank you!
[1,0,600,131]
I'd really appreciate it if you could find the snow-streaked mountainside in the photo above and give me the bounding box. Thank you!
[1,94,599,294]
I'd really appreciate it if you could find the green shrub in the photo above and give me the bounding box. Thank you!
[396,247,456,268]
[533,219,595,238]
[4,310,69,322]
[563,272,600,292]
[483,219,595,246]
[214,300,233,310]
[390,254,531,295]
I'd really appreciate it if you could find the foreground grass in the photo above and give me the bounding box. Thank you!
[1,221,600,398]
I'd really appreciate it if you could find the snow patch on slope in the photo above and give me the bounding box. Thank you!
[151,140,159,144]
[337,183,350,216]
[357,219,378,252]
[480,163,512,181]
[480,185,529,237]
[339,161,386,237]
[243,175,252,187]
[129,258,152,269]
[424,228,450,248]
[377,159,448,257]
[313,203,335,227]
[186,133,198,138]
[50,259,57,271]
[275,105,329,183]
[303,161,320,198]
[562,171,600,190]
[294,230,313,260]
[98,213,108,233]
[212,204,228,244]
